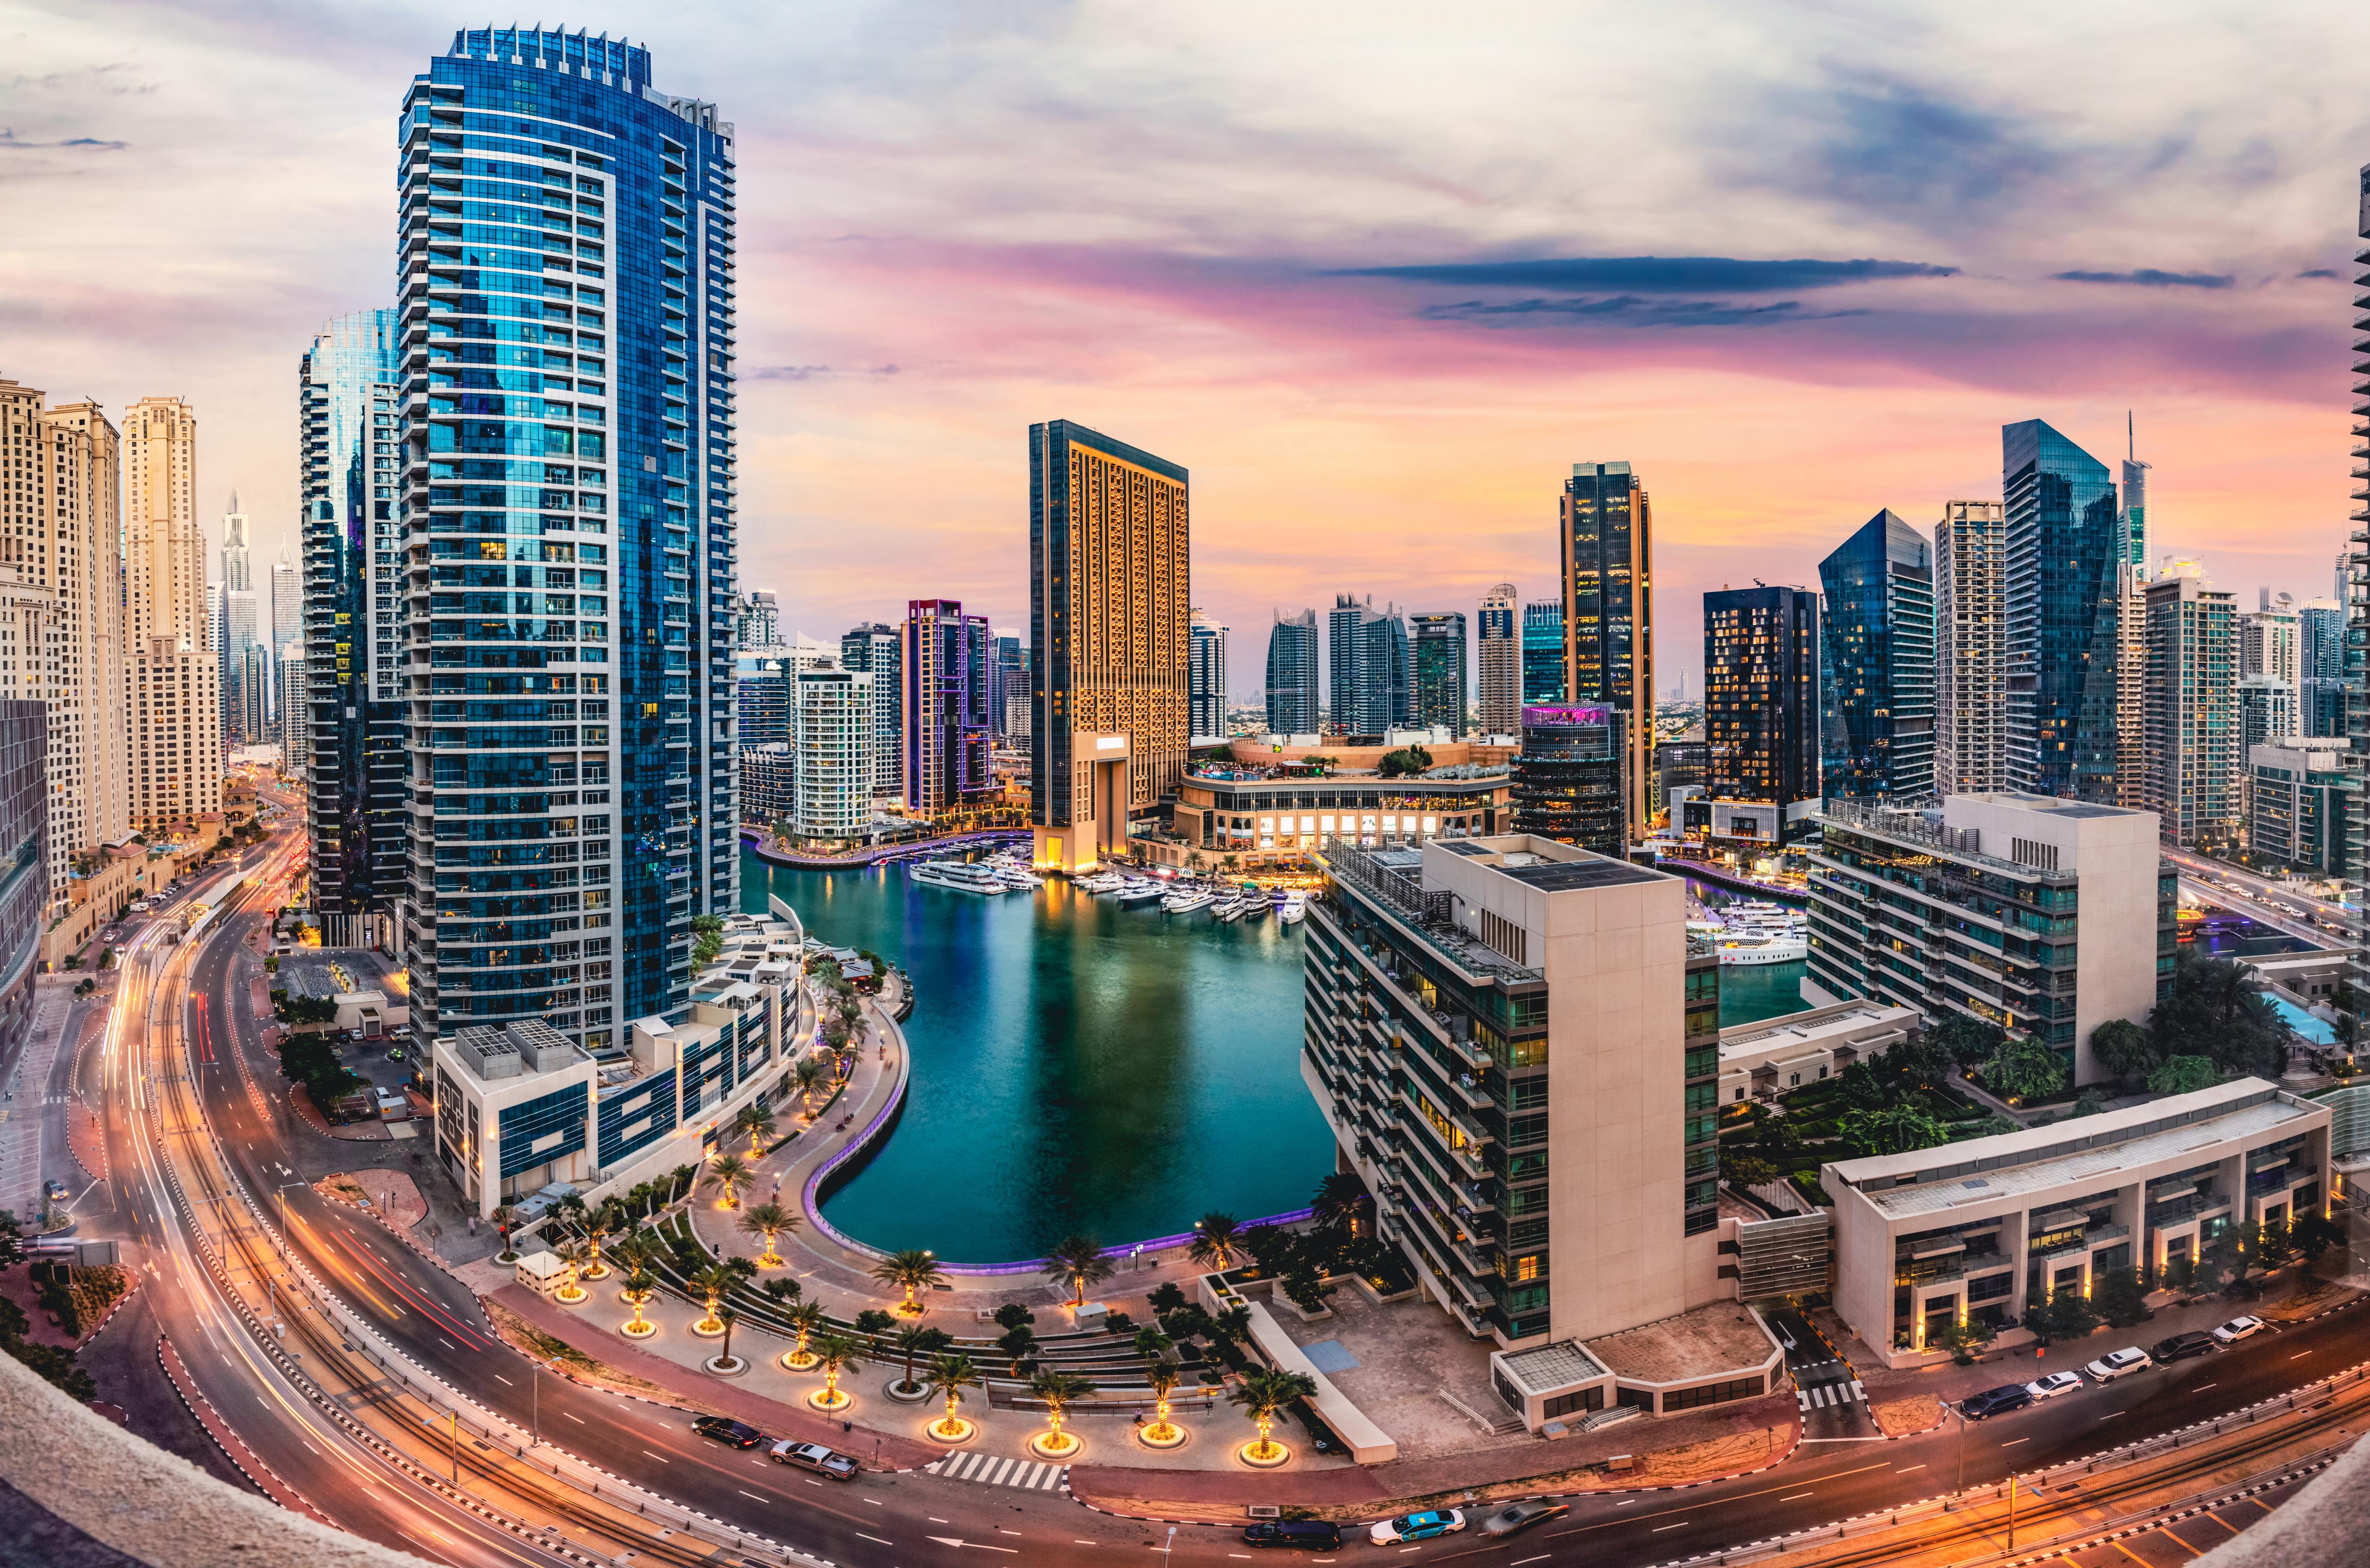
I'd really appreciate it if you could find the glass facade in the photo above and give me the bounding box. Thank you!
[1511,705,1626,855]
[1475,585,1518,735]
[497,1079,589,1181]
[1263,609,1319,734]
[300,309,407,947]
[1561,464,1651,838]
[839,623,901,797]
[1328,596,1411,737]
[1410,612,1466,736]
[398,28,738,1048]
[1704,587,1820,830]
[1818,509,1934,802]
[0,703,42,1066]
[1187,613,1227,738]
[2004,420,2121,801]
[1520,601,1566,706]
[902,599,992,814]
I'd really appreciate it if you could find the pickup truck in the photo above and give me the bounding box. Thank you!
[769,1441,859,1481]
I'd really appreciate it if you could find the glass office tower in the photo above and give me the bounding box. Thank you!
[300,309,407,949]
[1410,610,1467,736]
[398,28,738,1048]
[1817,509,1934,802]
[2003,420,2121,801]
[1263,609,1319,734]
[1520,601,1566,706]
[1561,463,1652,841]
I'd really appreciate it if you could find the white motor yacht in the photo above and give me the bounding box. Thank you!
[1163,885,1218,914]
[1276,892,1307,925]
[908,860,1012,895]
[1114,879,1165,906]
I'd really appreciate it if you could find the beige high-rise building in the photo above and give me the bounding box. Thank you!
[123,396,222,831]
[1933,500,2008,795]
[1028,420,1190,874]
[1476,582,1520,734]
[0,379,131,915]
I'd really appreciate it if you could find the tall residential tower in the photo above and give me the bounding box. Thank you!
[1029,421,1189,873]
[1476,583,1519,734]
[397,28,739,1048]
[1817,510,1934,801]
[1263,609,1319,736]
[125,396,222,831]
[1934,500,2007,795]
[2004,420,2122,801]
[1561,462,1651,842]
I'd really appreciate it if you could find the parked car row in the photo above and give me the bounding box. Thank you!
[689,1417,860,1480]
[1959,1317,2268,1419]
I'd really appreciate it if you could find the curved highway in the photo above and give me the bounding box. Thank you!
[94,811,2370,1567]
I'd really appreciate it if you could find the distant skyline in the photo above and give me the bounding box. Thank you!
[6,2,2367,695]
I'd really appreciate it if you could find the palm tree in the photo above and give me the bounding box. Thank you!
[810,1331,863,1407]
[713,1307,742,1369]
[1188,1212,1244,1270]
[892,1323,950,1394]
[738,1202,795,1268]
[553,1238,592,1303]
[1230,1367,1317,1461]
[579,1201,619,1279]
[704,1152,751,1209]
[871,1249,949,1316]
[794,1054,830,1111]
[621,1270,657,1334]
[1310,1172,1366,1234]
[1029,1368,1095,1454]
[1143,1361,1184,1444]
[928,1351,981,1438]
[492,1205,518,1262]
[734,1102,777,1158]
[782,1300,827,1367]
[1042,1235,1114,1308]
[687,1261,739,1335]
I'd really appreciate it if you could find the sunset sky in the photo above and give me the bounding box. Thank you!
[6,1,2368,695]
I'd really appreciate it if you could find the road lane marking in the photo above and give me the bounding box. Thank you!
[563,1412,583,1423]
[859,1535,893,1547]
[2194,1383,2217,1392]
[2290,1351,2311,1360]
[2001,1438,2030,1447]
[1651,1522,1689,1532]
[1898,1464,1926,1474]
[642,1448,669,1461]
[739,1490,767,1501]
[1779,1491,1813,1501]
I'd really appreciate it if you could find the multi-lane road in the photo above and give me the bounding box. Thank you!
[63,816,2370,1567]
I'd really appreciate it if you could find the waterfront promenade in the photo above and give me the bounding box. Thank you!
[740,827,1027,872]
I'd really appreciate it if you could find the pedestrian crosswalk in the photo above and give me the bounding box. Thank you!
[1797,1379,1865,1411]
[922,1451,1067,1491]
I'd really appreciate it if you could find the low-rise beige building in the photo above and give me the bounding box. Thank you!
[1717,1000,1919,1106]
[1825,1079,2330,1367]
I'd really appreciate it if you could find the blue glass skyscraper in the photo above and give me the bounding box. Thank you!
[2003,420,2121,800]
[398,28,738,1049]
[1263,609,1318,734]
[1817,509,1933,802]
[1520,601,1566,706]
[299,309,406,948]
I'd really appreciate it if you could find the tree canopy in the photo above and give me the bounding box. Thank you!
[1840,1103,1950,1158]
[2150,950,2288,1080]
[1982,1035,2067,1103]
[2147,1055,2220,1095]
[2089,1018,2159,1085]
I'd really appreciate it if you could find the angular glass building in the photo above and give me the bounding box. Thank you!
[2003,420,2121,801]
[1817,509,1934,802]
[1520,601,1566,707]
[1561,463,1652,841]
[1410,610,1466,736]
[397,28,739,1048]
[1263,608,1319,735]
[299,308,408,949]
[1510,704,1628,855]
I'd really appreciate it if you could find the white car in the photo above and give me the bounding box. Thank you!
[2026,1370,2084,1402]
[2212,1315,2266,1346]
[1369,1511,1465,1545]
[2084,1347,2153,1383]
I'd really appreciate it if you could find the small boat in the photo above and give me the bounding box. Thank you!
[1075,873,1125,894]
[1163,886,1217,914]
[1716,933,1807,965]
[1276,892,1307,925]
[991,862,1043,889]
[909,860,1012,895]
[1212,891,1254,922]
[1114,880,1165,906]
[1237,892,1269,923]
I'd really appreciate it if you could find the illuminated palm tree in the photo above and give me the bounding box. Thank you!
[1042,1235,1113,1308]
[871,1249,948,1316]
[687,1261,738,1335]
[1029,1369,1094,1455]
[1187,1212,1243,1270]
[733,1102,777,1158]
[579,1201,619,1279]
[738,1202,796,1269]
[794,1055,829,1112]
[782,1300,826,1368]
[1230,1368,1317,1462]
[553,1239,591,1303]
[703,1152,750,1209]
[1143,1361,1183,1445]
[810,1331,862,1408]
[928,1351,981,1439]
[620,1266,657,1316]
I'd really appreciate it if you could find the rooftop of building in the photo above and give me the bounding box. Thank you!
[1830,1079,2322,1219]
[1185,762,1509,785]
[1718,1001,1920,1057]
[1583,1303,1783,1386]
[445,1017,590,1085]
[1496,1338,1608,1397]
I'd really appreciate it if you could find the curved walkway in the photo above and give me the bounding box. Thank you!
[741,829,1028,872]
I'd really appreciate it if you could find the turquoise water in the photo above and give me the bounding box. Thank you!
[742,851,1328,1265]
[1717,960,1809,1028]
[2266,993,2338,1046]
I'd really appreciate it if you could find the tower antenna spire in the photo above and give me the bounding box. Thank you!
[2128,409,2134,462]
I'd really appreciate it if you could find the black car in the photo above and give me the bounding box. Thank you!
[1959,1384,2031,1420]
[692,1415,763,1449]
[1240,1521,1342,1550]
[2154,1331,2215,1363]
[1480,1500,1571,1537]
